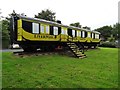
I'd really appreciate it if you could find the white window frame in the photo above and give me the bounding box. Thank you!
[98,34,100,39]
[95,34,99,39]
[53,26,58,35]
[97,34,99,39]
[32,23,39,34]
[40,25,44,33]
[46,25,49,34]
[72,30,75,37]
[92,33,94,38]
[82,31,85,38]
[61,28,64,34]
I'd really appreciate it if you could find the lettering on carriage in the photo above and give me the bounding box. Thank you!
[34,34,55,38]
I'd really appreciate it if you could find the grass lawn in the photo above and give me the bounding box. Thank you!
[2,47,118,88]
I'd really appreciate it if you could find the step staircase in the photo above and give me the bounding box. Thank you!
[66,42,86,58]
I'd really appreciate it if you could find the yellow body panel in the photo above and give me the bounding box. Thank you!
[60,35,68,42]
[72,37,78,42]
[18,28,59,41]
[86,37,92,43]
[92,39,100,42]
[79,38,86,42]
[17,19,22,41]
[16,19,100,43]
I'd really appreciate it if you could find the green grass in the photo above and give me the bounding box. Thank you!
[2,47,118,88]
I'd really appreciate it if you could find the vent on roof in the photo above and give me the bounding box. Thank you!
[56,20,61,24]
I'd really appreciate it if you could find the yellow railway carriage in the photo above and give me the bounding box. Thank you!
[10,14,100,52]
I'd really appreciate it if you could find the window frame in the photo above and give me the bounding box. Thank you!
[53,26,58,35]
[82,31,85,38]
[32,22,39,34]
[45,25,49,34]
[40,24,44,33]
[72,30,75,37]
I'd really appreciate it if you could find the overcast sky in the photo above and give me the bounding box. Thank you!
[0,0,119,30]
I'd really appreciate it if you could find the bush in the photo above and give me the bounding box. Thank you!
[99,42,117,48]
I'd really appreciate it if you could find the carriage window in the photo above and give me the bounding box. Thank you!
[95,34,99,39]
[82,31,85,38]
[95,34,97,39]
[61,28,64,34]
[72,30,75,37]
[53,26,58,35]
[46,25,49,34]
[32,23,39,34]
[22,20,32,33]
[97,34,99,39]
[40,25,44,33]
[92,33,94,38]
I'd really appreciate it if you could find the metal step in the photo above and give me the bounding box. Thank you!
[76,53,86,56]
[66,42,86,58]
[78,56,86,59]
[67,43,75,45]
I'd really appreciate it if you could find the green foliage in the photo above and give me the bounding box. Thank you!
[2,19,10,40]
[1,19,10,48]
[99,42,117,48]
[83,26,91,30]
[107,35,115,42]
[112,23,119,40]
[95,23,119,41]
[35,9,56,21]
[2,48,118,88]
[70,22,81,28]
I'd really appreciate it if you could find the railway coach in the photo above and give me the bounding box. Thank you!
[9,14,100,58]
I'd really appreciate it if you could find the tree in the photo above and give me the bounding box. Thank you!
[2,20,9,40]
[1,11,25,49]
[112,23,119,40]
[1,19,10,48]
[83,26,91,30]
[70,22,82,28]
[35,9,56,21]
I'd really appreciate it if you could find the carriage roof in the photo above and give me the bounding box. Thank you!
[15,14,100,34]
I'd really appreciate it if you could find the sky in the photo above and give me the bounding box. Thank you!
[0,0,119,30]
